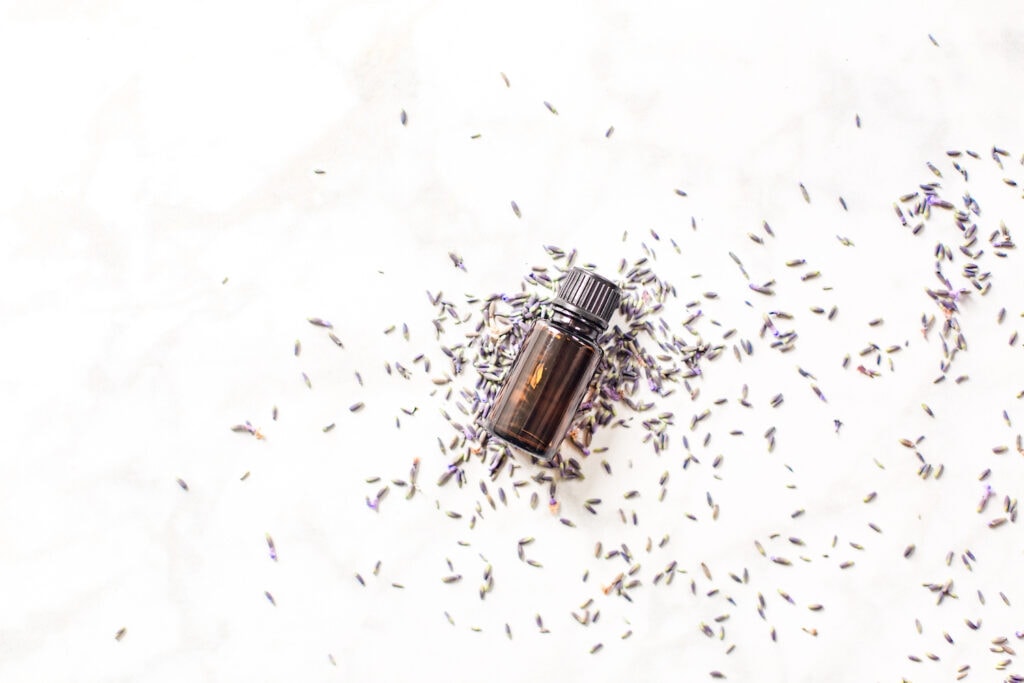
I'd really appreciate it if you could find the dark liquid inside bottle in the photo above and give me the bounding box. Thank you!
[482,314,602,459]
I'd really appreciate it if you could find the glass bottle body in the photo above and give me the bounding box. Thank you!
[483,315,602,459]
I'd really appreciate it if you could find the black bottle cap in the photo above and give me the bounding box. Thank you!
[553,267,621,327]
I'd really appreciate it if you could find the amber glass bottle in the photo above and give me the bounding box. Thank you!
[482,267,621,459]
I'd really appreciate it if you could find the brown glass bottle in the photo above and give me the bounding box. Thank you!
[482,268,621,459]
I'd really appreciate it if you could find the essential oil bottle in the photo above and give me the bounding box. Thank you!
[482,267,621,459]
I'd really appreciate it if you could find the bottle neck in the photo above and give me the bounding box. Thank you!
[548,302,605,343]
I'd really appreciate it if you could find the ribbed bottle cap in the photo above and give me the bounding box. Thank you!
[553,267,621,327]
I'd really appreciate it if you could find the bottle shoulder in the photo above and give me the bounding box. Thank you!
[537,318,603,352]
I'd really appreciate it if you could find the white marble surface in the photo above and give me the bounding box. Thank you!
[2,1,1024,681]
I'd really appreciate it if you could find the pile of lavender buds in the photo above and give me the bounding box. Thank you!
[232,145,1023,680]
[431,246,709,488]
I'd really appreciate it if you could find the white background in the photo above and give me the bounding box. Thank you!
[1,1,1023,681]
